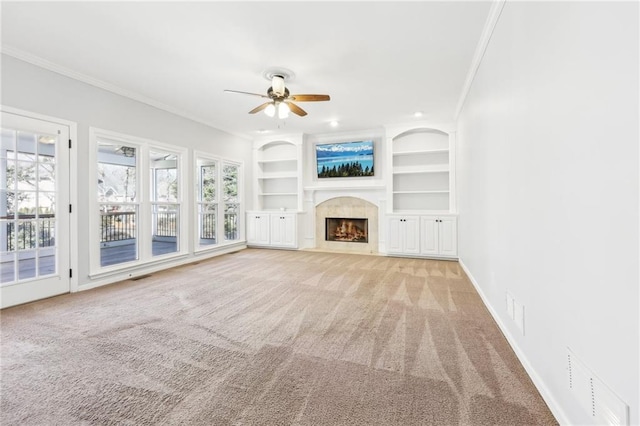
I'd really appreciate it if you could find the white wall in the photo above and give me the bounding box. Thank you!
[457,2,638,425]
[1,54,253,287]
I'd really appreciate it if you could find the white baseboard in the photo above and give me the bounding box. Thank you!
[79,243,246,292]
[458,258,571,425]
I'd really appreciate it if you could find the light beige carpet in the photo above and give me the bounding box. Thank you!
[1,249,557,425]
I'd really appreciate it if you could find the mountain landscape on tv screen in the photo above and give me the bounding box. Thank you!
[316,141,374,178]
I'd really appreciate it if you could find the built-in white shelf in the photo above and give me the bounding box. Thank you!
[387,127,453,213]
[304,184,386,192]
[257,172,298,179]
[254,138,303,211]
[257,158,297,164]
[393,148,449,156]
[393,165,449,174]
[393,190,450,194]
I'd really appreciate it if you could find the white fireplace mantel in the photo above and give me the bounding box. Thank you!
[303,184,386,192]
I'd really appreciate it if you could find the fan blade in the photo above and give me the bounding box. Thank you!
[224,89,269,99]
[288,94,330,102]
[287,102,307,117]
[248,102,272,114]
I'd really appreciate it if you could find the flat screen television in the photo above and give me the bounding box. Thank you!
[316,140,374,178]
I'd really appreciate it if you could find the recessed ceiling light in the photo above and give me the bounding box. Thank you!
[413,111,423,118]
[329,121,339,127]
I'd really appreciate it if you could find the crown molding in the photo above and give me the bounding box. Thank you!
[0,45,251,141]
[454,0,506,121]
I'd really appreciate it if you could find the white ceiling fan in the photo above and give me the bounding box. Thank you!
[225,71,330,119]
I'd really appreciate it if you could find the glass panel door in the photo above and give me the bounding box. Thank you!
[1,112,70,308]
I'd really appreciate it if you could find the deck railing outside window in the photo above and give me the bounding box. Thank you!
[4,214,55,251]
[201,212,216,240]
[100,211,136,242]
[224,211,238,240]
[153,211,177,237]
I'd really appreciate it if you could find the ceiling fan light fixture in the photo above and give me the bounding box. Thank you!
[227,68,329,119]
[264,103,276,117]
[278,102,290,119]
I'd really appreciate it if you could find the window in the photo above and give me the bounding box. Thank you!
[195,155,242,249]
[197,159,217,247]
[97,141,138,267]
[150,150,179,257]
[223,163,240,241]
[91,129,186,275]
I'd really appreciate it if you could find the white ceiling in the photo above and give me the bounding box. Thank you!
[1,1,492,139]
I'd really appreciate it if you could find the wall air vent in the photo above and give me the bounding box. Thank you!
[567,347,629,425]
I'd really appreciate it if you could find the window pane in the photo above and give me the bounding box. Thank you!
[1,129,16,159]
[1,190,15,217]
[154,169,178,202]
[199,203,217,246]
[223,164,238,203]
[37,135,57,159]
[152,204,178,256]
[15,136,36,161]
[39,219,55,247]
[14,161,37,191]
[5,159,15,189]
[1,221,15,252]
[38,161,55,192]
[38,247,56,277]
[16,191,36,216]
[224,203,238,241]
[150,150,179,257]
[17,250,36,280]
[38,192,55,216]
[150,151,178,202]
[1,252,15,284]
[198,162,216,202]
[100,204,137,267]
[97,142,137,202]
[17,221,37,250]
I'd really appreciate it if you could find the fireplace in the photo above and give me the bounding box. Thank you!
[325,218,368,243]
[315,197,378,254]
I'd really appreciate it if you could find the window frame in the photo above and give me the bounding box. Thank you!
[193,151,243,253]
[89,128,188,277]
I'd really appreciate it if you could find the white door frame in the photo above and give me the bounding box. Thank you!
[1,105,78,304]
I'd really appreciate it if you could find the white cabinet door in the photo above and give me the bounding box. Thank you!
[420,215,457,257]
[270,214,297,248]
[247,213,270,245]
[387,216,419,254]
[403,217,420,255]
[387,217,403,253]
[281,214,297,247]
[420,216,439,255]
[438,216,457,257]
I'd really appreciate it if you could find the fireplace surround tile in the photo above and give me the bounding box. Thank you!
[315,197,378,254]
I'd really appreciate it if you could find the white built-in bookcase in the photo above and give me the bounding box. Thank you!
[253,135,303,212]
[385,124,456,214]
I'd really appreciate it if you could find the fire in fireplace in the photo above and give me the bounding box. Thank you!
[325,218,368,243]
